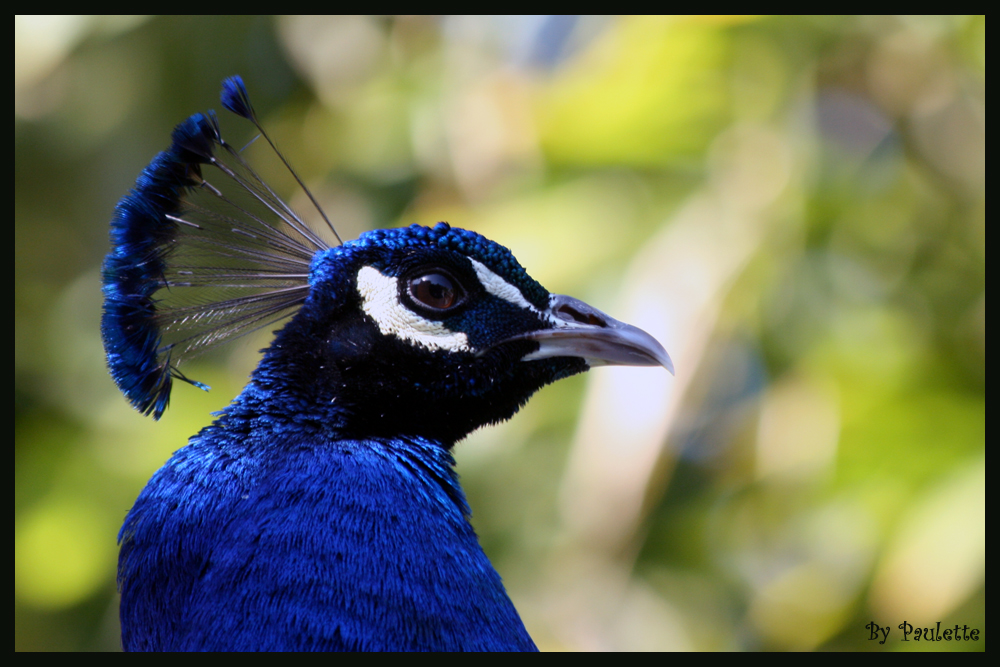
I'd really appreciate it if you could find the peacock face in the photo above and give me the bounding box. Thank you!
[255,222,671,445]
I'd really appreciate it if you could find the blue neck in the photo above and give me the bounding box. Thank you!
[118,404,536,651]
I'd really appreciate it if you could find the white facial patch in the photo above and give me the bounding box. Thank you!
[356,266,472,353]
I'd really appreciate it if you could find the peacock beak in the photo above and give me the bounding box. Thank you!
[501,294,674,374]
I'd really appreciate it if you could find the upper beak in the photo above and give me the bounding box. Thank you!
[501,294,674,374]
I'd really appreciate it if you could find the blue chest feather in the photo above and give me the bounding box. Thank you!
[120,418,535,651]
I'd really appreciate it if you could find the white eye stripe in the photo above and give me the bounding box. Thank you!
[356,266,471,353]
[468,258,568,329]
[467,258,556,323]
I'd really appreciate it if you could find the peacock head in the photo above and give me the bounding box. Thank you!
[250,222,672,444]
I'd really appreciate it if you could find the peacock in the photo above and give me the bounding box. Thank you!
[102,76,672,651]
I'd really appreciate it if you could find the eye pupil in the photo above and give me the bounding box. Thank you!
[409,273,459,310]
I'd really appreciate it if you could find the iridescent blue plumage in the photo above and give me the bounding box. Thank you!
[101,114,220,417]
[101,85,326,419]
[104,77,672,651]
[220,75,255,120]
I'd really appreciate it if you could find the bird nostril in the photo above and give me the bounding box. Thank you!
[556,304,606,327]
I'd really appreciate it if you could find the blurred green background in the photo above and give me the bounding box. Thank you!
[15,16,984,651]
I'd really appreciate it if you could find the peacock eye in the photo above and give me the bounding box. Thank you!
[408,272,463,311]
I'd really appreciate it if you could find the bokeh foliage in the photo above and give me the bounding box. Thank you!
[16,15,984,651]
